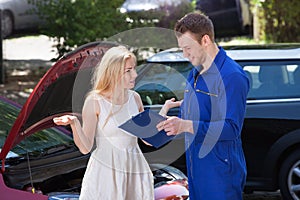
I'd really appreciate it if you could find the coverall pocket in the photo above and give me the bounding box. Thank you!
[212,142,232,175]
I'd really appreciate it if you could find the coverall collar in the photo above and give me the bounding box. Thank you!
[193,47,226,76]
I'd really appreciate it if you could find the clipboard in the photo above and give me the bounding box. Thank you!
[118,109,174,148]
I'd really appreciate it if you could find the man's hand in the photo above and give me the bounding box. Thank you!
[157,116,193,136]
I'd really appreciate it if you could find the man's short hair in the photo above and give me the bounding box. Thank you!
[174,12,215,43]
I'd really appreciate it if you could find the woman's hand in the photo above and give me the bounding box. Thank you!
[159,98,182,117]
[165,98,182,109]
[53,115,77,126]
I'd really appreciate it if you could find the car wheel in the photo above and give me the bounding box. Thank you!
[279,150,300,200]
[1,10,13,38]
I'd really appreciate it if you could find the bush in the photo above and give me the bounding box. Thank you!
[29,0,194,59]
[29,0,128,59]
[250,0,300,43]
[262,0,300,42]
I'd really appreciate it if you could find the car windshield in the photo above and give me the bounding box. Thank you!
[0,98,74,159]
[135,62,192,105]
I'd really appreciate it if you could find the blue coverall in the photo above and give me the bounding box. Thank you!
[181,47,249,200]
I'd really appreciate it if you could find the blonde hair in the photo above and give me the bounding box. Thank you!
[90,45,137,126]
[91,45,136,93]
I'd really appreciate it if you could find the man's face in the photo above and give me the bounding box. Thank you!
[177,31,207,67]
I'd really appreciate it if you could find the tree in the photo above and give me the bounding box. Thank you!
[29,0,194,59]
[250,0,300,43]
[263,0,300,42]
[29,0,128,59]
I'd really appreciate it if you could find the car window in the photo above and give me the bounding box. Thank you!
[135,62,192,105]
[0,99,74,159]
[135,60,300,106]
[242,62,300,99]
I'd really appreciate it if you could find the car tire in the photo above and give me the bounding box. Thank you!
[279,149,300,200]
[1,10,14,38]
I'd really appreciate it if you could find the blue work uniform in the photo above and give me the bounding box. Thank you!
[181,47,249,200]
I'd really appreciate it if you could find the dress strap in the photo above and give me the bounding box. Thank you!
[128,90,140,111]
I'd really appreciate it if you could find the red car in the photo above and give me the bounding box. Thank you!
[0,41,188,199]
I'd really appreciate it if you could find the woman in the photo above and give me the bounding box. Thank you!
[53,45,180,199]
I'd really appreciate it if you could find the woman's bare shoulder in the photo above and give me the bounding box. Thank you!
[86,91,104,101]
[130,90,141,99]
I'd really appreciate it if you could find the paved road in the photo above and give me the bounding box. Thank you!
[243,191,282,200]
[3,35,57,61]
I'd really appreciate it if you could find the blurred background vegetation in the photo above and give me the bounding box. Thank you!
[250,0,300,43]
[28,0,300,59]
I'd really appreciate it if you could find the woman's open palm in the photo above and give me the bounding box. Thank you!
[53,115,77,126]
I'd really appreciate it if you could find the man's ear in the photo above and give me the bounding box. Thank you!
[201,34,211,47]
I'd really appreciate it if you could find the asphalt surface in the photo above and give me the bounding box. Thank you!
[243,191,282,199]
[1,35,284,199]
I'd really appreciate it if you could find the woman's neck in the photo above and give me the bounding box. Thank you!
[101,89,129,105]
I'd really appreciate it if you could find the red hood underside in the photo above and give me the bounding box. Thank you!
[0,41,118,161]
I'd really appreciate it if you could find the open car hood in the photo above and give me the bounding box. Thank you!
[0,41,117,161]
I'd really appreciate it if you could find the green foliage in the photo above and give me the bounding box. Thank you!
[28,0,194,59]
[29,0,128,59]
[250,0,300,43]
[262,0,300,42]
[156,1,195,29]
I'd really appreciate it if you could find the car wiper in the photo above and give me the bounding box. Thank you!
[26,143,76,159]
[5,156,26,165]
[42,143,76,156]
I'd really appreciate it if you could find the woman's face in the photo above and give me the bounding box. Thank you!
[121,56,137,89]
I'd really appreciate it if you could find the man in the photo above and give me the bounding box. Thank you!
[157,12,249,199]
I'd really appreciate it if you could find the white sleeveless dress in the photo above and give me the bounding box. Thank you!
[79,90,154,200]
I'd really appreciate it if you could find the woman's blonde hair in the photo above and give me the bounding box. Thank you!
[91,45,136,94]
[90,45,136,127]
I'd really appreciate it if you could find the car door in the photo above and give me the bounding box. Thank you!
[240,61,300,191]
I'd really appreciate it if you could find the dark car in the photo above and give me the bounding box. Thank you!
[0,41,189,200]
[134,47,300,200]
[196,0,252,37]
